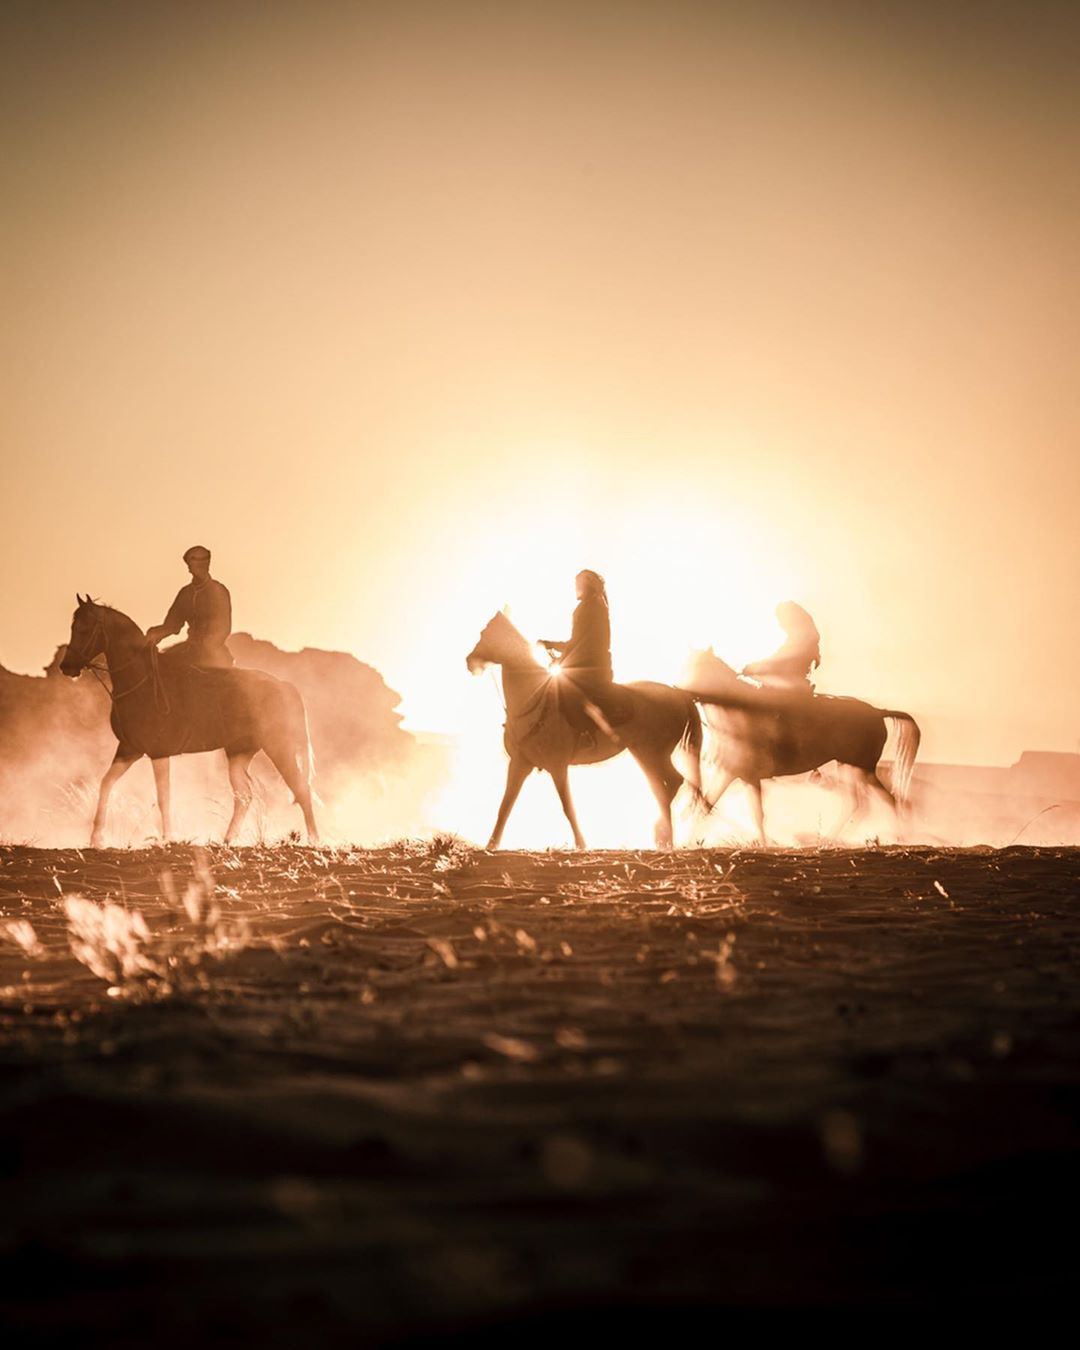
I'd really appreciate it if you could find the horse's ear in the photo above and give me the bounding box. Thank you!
[76,593,84,606]
[501,604,510,617]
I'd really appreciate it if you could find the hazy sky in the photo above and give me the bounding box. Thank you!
[3,0,1078,762]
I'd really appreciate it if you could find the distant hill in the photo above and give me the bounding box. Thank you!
[227,633,413,795]
[909,754,1080,845]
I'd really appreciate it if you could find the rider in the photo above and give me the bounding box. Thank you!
[741,601,820,694]
[145,545,234,668]
[540,570,622,736]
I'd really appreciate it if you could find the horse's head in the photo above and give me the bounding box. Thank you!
[685,646,741,691]
[466,610,538,674]
[60,594,105,677]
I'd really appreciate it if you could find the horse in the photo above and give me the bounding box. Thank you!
[60,596,318,846]
[684,647,920,844]
[466,611,707,849]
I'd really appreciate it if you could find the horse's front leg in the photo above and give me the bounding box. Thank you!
[488,755,531,850]
[703,766,735,815]
[90,750,139,848]
[746,778,768,846]
[151,757,171,841]
[549,764,586,850]
[225,750,256,845]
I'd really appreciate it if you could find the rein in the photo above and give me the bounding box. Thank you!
[487,666,506,717]
[76,610,171,715]
[490,661,555,742]
[475,620,557,740]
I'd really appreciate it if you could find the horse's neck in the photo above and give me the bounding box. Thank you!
[501,663,548,714]
[691,653,739,690]
[101,610,147,689]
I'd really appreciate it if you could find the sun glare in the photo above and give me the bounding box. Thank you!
[399,476,807,848]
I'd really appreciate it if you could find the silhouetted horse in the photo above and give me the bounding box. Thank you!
[467,611,706,848]
[685,648,920,843]
[61,597,317,846]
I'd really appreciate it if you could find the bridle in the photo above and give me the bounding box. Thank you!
[472,633,553,732]
[69,605,170,714]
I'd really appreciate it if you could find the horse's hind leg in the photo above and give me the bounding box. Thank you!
[151,757,171,840]
[299,789,319,843]
[632,752,677,848]
[861,769,899,840]
[263,742,319,843]
[704,766,734,815]
[224,750,255,845]
[489,755,531,850]
[825,765,864,841]
[550,764,586,850]
[292,769,319,844]
[90,750,139,848]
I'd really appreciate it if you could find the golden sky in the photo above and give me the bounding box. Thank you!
[3,0,1078,764]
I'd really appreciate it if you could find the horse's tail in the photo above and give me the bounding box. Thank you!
[283,682,316,790]
[881,711,920,806]
[678,697,710,812]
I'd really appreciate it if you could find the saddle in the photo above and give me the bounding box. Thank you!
[511,678,633,753]
[153,654,242,752]
[569,684,635,754]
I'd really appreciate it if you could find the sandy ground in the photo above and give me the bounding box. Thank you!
[1,841,1078,1342]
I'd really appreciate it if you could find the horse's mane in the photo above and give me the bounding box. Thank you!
[85,600,145,638]
[687,647,740,682]
[683,650,750,702]
[486,611,542,665]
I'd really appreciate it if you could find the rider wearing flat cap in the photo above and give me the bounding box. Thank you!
[145,545,234,669]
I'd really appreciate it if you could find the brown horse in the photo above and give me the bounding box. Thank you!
[60,597,318,846]
[466,611,706,848]
[685,647,920,843]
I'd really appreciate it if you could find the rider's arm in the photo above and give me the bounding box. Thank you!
[554,601,592,663]
[147,590,187,645]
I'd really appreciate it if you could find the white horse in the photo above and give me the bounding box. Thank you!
[467,611,708,848]
[685,648,920,844]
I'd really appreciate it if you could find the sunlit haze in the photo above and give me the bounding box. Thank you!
[4,1,1079,835]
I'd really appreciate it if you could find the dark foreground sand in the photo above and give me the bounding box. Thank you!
[1,842,1078,1342]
